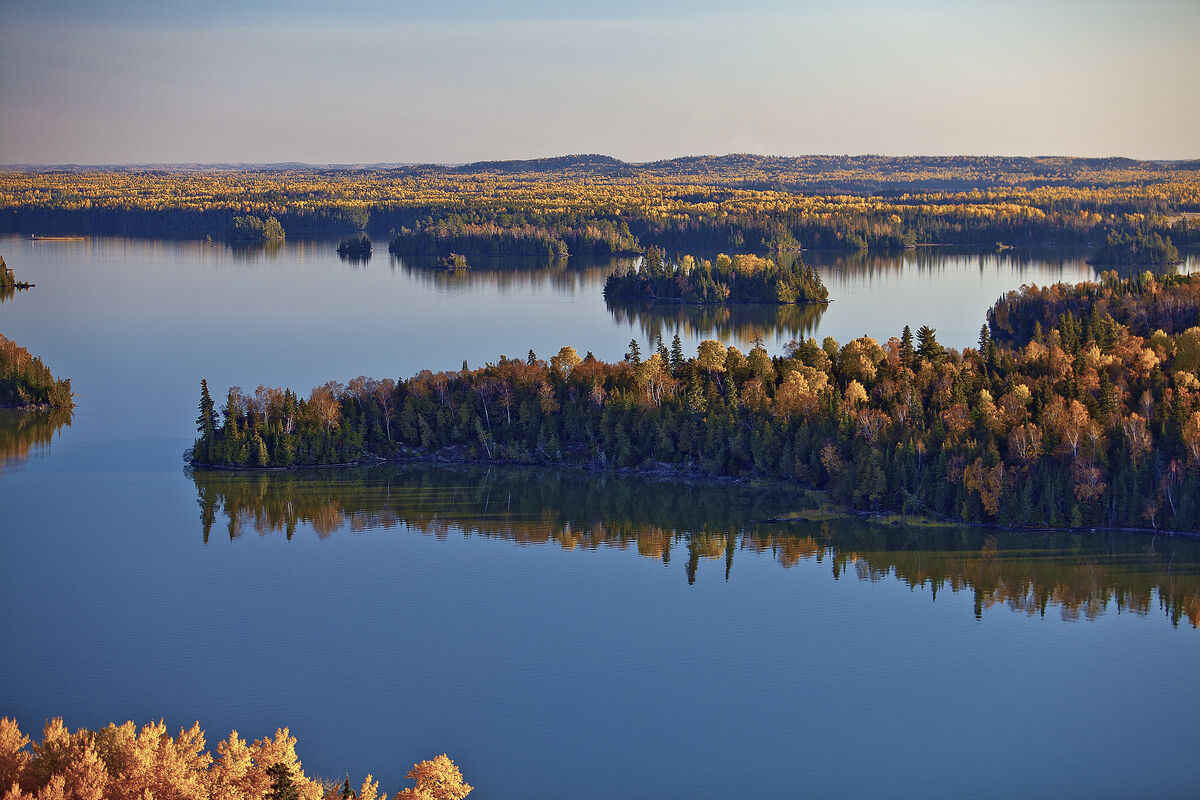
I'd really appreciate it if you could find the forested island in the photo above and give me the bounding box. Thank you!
[0,334,74,409]
[191,271,1200,532]
[3,156,1197,254]
[1,256,33,301]
[336,233,372,259]
[1087,228,1181,266]
[225,215,285,242]
[603,248,828,304]
[388,217,638,260]
[0,716,471,800]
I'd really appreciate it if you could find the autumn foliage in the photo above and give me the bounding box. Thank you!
[0,334,74,410]
[0,717,470,800]
[194,271,1200,532]
[2,155,1197,253]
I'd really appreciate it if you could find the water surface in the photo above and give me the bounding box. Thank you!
[1,237,1197,799]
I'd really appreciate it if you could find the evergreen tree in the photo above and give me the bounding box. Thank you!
[196,379,216,462]
[900,325,914,368]
[915,324,945,363]
[625,338,642,365]
[670,333,685,370]
[266,763,300,800]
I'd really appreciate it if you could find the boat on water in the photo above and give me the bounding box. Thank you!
[31,234,85,241]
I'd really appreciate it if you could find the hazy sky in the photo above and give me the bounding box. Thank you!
[1,0,1197,164]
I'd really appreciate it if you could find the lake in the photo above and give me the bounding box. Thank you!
[1,235,1197,799]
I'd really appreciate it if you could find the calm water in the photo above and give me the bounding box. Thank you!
[1,236,1198,799]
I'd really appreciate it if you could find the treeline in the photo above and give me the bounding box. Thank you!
[188,463,1200,625]
[192,272,1200,532]
[4,160,1198,254]
[0,334,73,409]
[603,248,828,304]
[0,716,471,800]
[388,215,639,259]
[1087,228,1181,266]
[988,269,1200,343]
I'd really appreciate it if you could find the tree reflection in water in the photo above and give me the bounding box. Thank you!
[0,408,72,473]
[191,463,1200,627]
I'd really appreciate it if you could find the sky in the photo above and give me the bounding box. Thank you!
[1,0,1197,165]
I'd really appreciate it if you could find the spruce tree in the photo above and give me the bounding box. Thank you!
[670,333,685,370]
[626,338,642,365]
[196,379,216,462]
[266,763,300,800]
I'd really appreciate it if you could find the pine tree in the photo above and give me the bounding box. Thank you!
[625,338,642,365]
[670,333,685,371]
[196,379,216,462]
[900,325,914,369]
[266,762,300,800]
[915,324,945,363]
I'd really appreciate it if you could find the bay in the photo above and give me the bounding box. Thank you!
[1,235,1197,799]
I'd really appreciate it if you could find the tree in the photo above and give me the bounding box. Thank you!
[899,325,914,369]
[266,762,299,800]
[915,325,945,363]
[670,334,684,370]
[625,338,641,366]
[394,755,472,800]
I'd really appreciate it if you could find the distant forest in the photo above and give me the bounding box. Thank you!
[2,155,1197,258]
[193,271,1200,533]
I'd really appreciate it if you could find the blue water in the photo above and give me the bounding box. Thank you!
[1,236,1197,799]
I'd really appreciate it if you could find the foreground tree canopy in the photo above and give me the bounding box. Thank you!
[192,271,1200,532]
[0,716,471,800]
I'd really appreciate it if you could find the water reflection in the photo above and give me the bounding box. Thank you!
[388,254,631,293]
[225,240,284,261]
[190,463,1200,626]
[337,251,371,266]
[606,299,826,343]
[0,408,72,472]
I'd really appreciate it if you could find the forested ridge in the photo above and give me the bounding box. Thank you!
[0,716,471,800]
[192,271,1200,532]
[3,156,1197,256]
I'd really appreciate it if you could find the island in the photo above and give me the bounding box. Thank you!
[0,256,33,301]
[336,233,372,259]
[1087,228,1181,266]
[190,270,1200,532]
[224,214,285,242]
[603,248,828,304]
